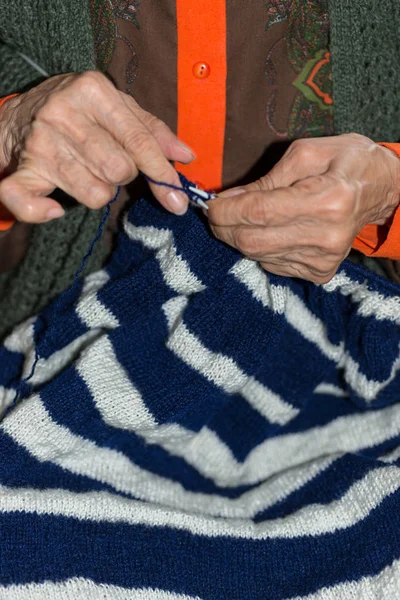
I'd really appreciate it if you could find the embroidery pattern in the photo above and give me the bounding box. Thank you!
[265,0,334,139]
[266,0,294,31]
[90,0,140,90]
[114,0,141,29]
[90,0,116,73]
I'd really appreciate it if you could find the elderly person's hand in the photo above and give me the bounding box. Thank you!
[0,71,194,223]
[206,134,400,283]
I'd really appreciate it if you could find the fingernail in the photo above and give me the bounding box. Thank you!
[177,141,196,159]
[219,188,246,198]
[166,191,188,215]
[45,206,65,221]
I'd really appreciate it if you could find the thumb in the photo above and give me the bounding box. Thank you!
[0,168,64,223]
[221,140,332,197]
[218,178,272,199]
[219,162,288,199]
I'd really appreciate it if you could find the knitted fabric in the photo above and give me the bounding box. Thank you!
[1,1,400,333]
[0,0,106,338]
[0,203,108,340]
[0,187,400,598]
[329,0,400,140]
[0,0,96,95]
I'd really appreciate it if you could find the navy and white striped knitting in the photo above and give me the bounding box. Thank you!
[0,187,400,599]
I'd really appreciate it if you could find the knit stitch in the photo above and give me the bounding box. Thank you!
[1,1,400,337]
[0,184,399,599]
[329,0,400,140]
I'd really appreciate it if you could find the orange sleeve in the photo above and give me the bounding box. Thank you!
[0,94,19,231]
[352,142,400,259]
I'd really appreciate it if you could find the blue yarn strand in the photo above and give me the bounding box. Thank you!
[144,174,188,195]
[6,173,205,415]
[72,186,121,287]
[144,173,214,205]
[6,186,121,414]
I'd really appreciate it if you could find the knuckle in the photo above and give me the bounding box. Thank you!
[25,122,54,155]
[36,100,85,143]
[290,139,314,162]
[37,95,68,123]
[234,228,261,255]
[322,229,349,254]
[124,130,154,156]
[75,70,105,95]
[23,125,40,151]
[343,132,368,144]
[336,179,356,203]
[324,180,356,222]
[85,185,115,209]
[56,156,76,181]
[248,195,268,224]
[258,173,274,191]
[104,155,132,184]
[145,113,169,135]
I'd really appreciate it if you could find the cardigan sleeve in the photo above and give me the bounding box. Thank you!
[352,142,400,259]
[0,94,18,231]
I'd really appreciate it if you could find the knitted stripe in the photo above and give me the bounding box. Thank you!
[0,203,107,340]
[1,1,400,339]
[0,184,399,598]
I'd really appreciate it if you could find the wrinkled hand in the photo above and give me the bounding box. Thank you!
[206,134,400,283]
[0,71,194,223]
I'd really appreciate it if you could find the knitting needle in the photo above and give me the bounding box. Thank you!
[187,185,218,210]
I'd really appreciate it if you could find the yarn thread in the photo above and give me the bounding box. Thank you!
[1,183,400,599]
[7,185,122,415]
[145,173,215,207]
[7,173,211,414]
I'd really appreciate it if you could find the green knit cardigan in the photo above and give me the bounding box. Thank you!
[0,0,399,338]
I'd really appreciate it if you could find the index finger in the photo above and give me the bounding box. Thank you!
[83,81,188,214]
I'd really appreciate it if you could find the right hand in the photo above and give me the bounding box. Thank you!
[0,71,195,223]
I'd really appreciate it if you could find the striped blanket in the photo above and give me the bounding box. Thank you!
[0,190,400,599]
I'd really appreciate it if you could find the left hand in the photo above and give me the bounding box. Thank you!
[206,134,400,283]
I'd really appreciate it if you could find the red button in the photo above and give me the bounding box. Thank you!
[193,62,210,79]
